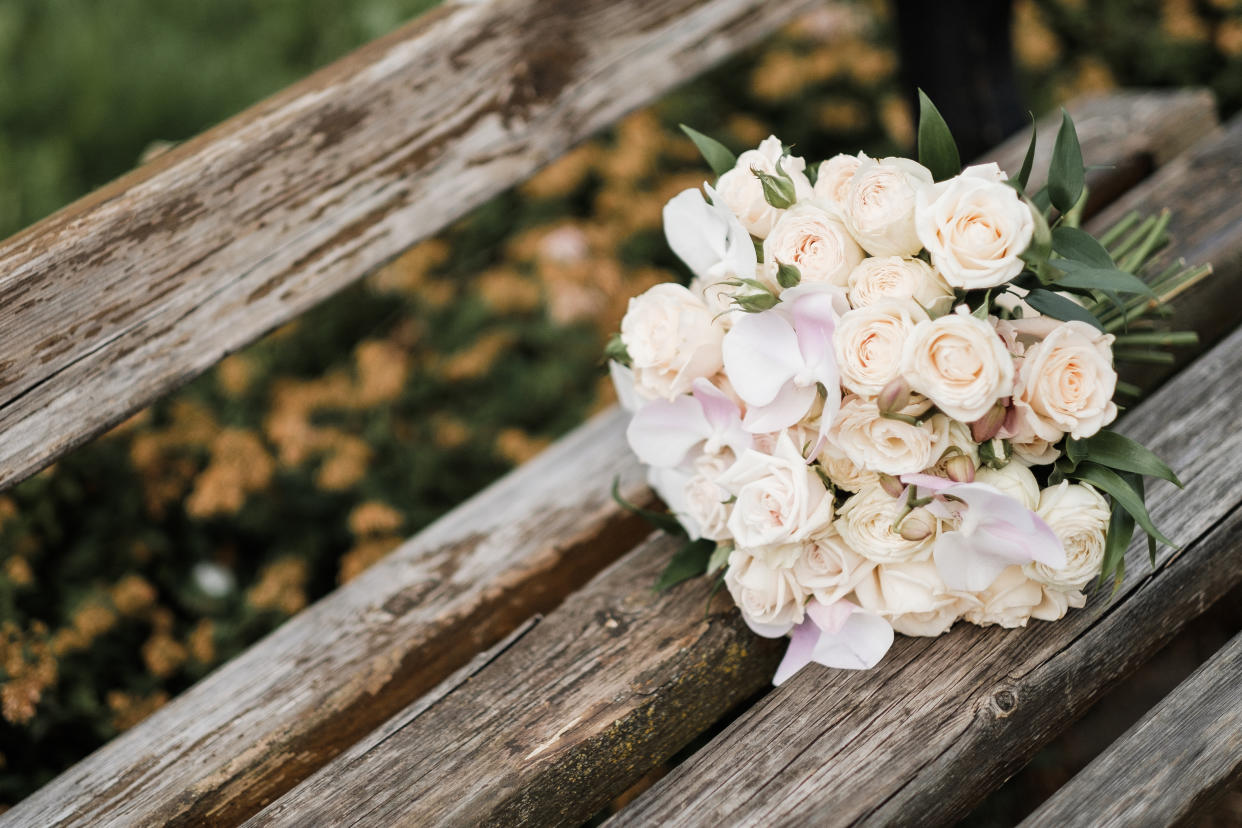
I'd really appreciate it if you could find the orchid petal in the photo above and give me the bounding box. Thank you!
[663,189,729,279]
[722,312,803,407]
[812,608,894,670]
[692,378,752,456]
[742,381,816,434]
[773,617,819,685]
[900,473,956,492]
[934,530,1013,591]
[626,394,710,468]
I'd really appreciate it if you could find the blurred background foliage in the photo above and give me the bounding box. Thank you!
[1,0,1241,812]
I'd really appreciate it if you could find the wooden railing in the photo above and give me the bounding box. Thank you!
[2,0,1241,825]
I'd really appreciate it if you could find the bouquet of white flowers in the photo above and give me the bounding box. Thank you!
[607,94,1204,684]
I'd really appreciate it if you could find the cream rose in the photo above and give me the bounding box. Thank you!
[791,526,876,606]
[716,433,835,549]
[829,395,941,477]
[813,152,868,210]
[973,463,1040,510]
[915,163,1035,289]
[620,283,724,400]
[921,415,980,479]
[847,256,954,311]
[1030,585,1087,621]
[681,452,737,542]
[961,565,1044,628]
[1025,481,1109,590]
[901,310,1015,422]
[761,203,864,289]
[724,546,806,636]
[836,483,934,564]
[715,136,813,239]
[1011,437,1062,467]
[1011,321,1118,441]
[844,157,934,257]
[816,442,879,493]
[853,560,969,636]
[834,301,925,396]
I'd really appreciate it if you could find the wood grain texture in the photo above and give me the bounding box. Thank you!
[610,152,1242,825]
[1022,631,1242,828]
[246,533,782,828]
[0,0,823,492]
[1,409,650,827]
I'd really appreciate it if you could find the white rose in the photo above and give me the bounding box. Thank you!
[829,394,941,477]
[681,452,737,542]
[1012,321,1118,441]
[762,202,864,289]
[974,463,1040,510]
[853,560,969,636]
[921,415,980,479]
[816,442,879,493]
[725,546,806,637]
[901,310,1015,422]
[847,256,954,312]
[836,483,934,564]
[1011,436,1061,467]
[1026,481,1109,590]
[844,157,934,257]
[961,565,1044,628]
[834,301,925,396]
[813,152,868,210]
[915,163,1035,289]
[791,526,876,606]
[715,136,813,239]
[620,283,724,400]
[1030,585,1087,621]
[716,432,835,548]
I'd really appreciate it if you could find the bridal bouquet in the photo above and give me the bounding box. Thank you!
[607,95,1203,684]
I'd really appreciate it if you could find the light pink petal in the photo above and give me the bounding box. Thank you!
[722,311,804,407]
[812,608,894,671]
[934,530,1013,591]
[805,597,855,633]
[741,381,816,434]
[901,473,956,492]
[626,395,710,467]
[773,617,819,685]
[692,379,753,457]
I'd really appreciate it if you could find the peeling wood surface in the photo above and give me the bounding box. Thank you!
[246,534,782,828]
[0,0,823,492]
[1,410,649,827]
[611,138,1242,823]
[1023,631,1242,827]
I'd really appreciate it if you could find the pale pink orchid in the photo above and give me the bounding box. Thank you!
[721,283,849,441]
[625,378,751,468]
[663,186,757,285]
[900,473,1066,592]
[773,599,894,685]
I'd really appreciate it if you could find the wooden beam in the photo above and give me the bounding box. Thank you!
[0,0,823,492]
[1022,631,1242,827]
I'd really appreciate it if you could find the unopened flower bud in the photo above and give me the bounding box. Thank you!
[878,473,905,499]
[877,378,912,415]
[944,453,976,483]
[898,507,937,541]
[970,402,1007,443]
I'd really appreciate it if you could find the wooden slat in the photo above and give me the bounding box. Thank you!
[0,0,823,492]
[0,410,650,827]
[246,533,782,827]
[610,118,1242,827]
[1023,631,1242,827]
[240,100,1237,827]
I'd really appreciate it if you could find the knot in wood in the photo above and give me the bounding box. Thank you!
[992,688,1017,716]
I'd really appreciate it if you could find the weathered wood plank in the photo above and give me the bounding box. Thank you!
[0,0,824,492]
[1022,631,1242,827]
[609,121,1242,828]
[246,533,781,828]
[0,410,649,827]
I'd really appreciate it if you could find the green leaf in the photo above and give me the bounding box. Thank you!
[611,477,685,537]
[680,124,736,177]
[1079,430,1183,487]
[1053,262,1154,296]
[1048,109,1085,213]
[1070,462,1176,549]
[604,333,630,367]
[1016,114,1037,192]
[655,538,715,591]
[707,543,732,575]
[1023,289,1106,332]
[775,260,801,289]
[1020,194,1052,269]
[1052,226,1114,268]
[1065,436,1088,467]
[1097,499,1135,596]
[917,90,961,182]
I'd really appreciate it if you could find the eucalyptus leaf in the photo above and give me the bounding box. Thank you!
[1023,289,1106,332]
[680,124,736,177]
[917,90,961,182]
[1070,462,1176,549]
[1081,430,1182,487]
[1048,109,1085,212]
[655,538,715,592]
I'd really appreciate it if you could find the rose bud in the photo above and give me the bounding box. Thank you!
[970,402,1007,443]
[898,507,937,541]
[877,377,912,415]
[944,453,976,483]
[878,473,905,499]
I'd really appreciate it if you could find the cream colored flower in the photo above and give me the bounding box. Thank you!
[1011,320,1118,441]
[847,256,954,311]
[974,463,1040,510]
[1026,481,1109,590]
[961,565,1044,628]
[813,152,868,210]
[834,301,925,396]
[620,283,724,400]
[681,452,737,542]
[829,395,941,477]
[717,432,835,549]
[852,560,969,636]
[791,526,877,606]
[715,136,813,238]
[836,483,934,564]
[844,157,934,257]
[725,546,807,637]
[762,202,864,289]
[901,309,1015,423]
[816,442,879,493]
